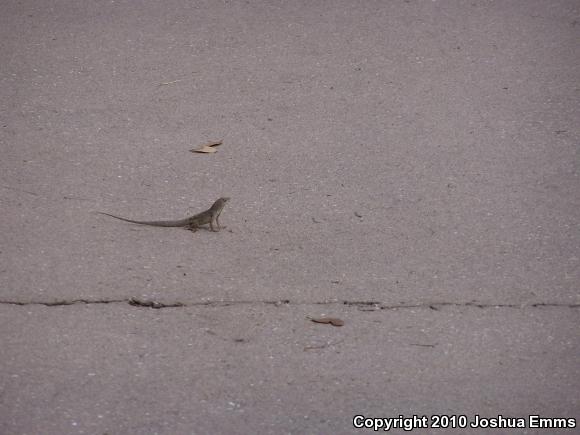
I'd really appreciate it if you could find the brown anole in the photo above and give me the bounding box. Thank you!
[98,197,229,232]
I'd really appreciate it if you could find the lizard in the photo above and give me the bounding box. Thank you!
[97,197,229,232]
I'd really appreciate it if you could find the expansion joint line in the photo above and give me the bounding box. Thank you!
[0,299,577,309]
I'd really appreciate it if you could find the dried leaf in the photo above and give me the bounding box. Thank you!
[308,316,345,327]
[193,146,217,153]
[190,140,223,153]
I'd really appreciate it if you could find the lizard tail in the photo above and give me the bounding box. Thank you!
[96,212,188,227]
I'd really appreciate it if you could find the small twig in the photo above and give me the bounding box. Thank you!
[63,195,91,201]
[159,79,183,86]
[409,343,437,348]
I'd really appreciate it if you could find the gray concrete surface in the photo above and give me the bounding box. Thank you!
[1,0,578,434]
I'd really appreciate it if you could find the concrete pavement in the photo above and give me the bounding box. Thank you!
[1,1,578,434]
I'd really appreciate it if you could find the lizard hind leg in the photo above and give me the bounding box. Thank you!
[186,224,199,232]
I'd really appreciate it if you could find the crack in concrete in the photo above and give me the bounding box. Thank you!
[0,299,127,306]
[0,298,577,309]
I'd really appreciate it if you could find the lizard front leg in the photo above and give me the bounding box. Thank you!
[216,210,226,231]
[211,214,225,231]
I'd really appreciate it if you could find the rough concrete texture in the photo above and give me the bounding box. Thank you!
[1,0,579,434]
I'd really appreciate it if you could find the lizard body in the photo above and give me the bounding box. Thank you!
[98,197,229,232]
